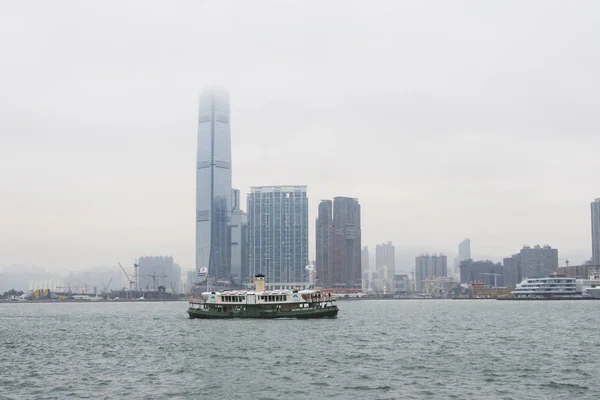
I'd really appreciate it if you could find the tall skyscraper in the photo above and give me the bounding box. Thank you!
[459,238,471,261]
[376,241,395,277]
[247,186,309,287]
[592,199,600,265]
[196,88,232,281]
[316,200,333,286]
[333,197,362,287]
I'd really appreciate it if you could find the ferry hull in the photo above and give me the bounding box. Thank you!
[188,306,338,319]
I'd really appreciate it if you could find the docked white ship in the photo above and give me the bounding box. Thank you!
[512,277,578,298]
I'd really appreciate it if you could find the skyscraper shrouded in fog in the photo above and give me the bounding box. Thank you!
[592,199,600,265]
[247,186,309,287]
[459,238,471,261]
[196,88,232,281]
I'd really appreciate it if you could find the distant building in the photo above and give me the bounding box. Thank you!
[415,254,447,293]
[460,259,503,287]
[316,197,361,288]
[502,245,559,286]
[592,198,600,265]
[361,246,370,291]
[459,238,471,261]
[332,197,362,288]
[228,208,247,285]
[316,200,333,286]
[247,186,309,287]
[138,256,181,294]
[376,241,395,277]
[520,245,558,278]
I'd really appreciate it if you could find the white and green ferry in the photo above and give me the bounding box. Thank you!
[188,274,338,319]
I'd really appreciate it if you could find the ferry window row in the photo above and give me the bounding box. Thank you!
[221,296,245,302]
[259,295,287,302]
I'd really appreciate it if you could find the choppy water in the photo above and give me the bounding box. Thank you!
[1,300,599,399]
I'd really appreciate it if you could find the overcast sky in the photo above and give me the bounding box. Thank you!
[1,0,599,273]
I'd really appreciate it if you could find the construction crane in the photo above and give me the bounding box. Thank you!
[102,277,113,295]
[140,271,167,291]
[118,263,136,291]
[479,273,501,287]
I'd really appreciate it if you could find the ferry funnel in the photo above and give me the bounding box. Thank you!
[254,274,265,292]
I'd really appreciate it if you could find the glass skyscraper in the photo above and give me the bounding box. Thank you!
[247,186,309,286]
[196,88,232,280]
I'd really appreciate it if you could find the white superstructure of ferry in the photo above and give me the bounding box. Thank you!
[512,277,578,297]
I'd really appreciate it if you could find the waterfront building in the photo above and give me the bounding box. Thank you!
[415,254,447,293]
[196,88,232,281]
[376,241,396,277]
[592,198,600,265]
[316,200,333,286]
[247,186,309,287]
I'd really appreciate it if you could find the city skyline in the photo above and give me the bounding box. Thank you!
[2,1,600,274]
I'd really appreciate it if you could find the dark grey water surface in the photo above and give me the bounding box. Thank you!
[1,300,599,399]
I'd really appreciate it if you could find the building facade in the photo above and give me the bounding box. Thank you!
[376,241,395,277]
[315,200,333,286]
[332,197,362,288]
[415,254,447,293]
[247,186,309,286]
[502,244,559,287]
[361,246,370,291]
[196,88,232,281]
[316,197,362,288]
[228,208,247,285]
[592,198,600,265]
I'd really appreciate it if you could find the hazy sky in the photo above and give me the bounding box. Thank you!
[1,0,599,273]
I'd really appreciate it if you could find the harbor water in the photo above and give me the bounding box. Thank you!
[1,300,599,399]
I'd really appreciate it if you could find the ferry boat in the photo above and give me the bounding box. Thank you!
[511,276,578,298]
[188,274,338,319]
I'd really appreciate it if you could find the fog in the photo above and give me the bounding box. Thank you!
[1,0,599,274]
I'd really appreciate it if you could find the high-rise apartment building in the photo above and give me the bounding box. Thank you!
[316,200,333,285]
[415,254,447,292]
[196,88,232,281]
[592,199,600,265]
[316,197,362,288]
[247,186,309,287]
[376,241,395,277]
[333,197,362,288]
[502,244,559,285]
